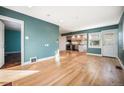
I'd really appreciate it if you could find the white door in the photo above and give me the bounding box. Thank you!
[0,20,4,68]
[102,29,117,57]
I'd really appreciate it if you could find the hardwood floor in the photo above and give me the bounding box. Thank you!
[2,53,21,69]
[2,51,124,86]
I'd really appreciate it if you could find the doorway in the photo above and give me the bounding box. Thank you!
[102,29,118,57]
[0,15,24,68]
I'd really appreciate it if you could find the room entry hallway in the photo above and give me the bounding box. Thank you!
[3,51,124,86]
[1,53,21,69]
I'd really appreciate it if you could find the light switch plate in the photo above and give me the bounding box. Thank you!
[25,36,29,40]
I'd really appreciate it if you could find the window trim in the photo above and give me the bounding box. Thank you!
[88,32,101,48]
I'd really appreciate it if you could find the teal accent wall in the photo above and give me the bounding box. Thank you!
[118,12,124,64]
[62,25,118,54]
[5,29,21,53]
[87,48,101,54]
[0,7,59,62]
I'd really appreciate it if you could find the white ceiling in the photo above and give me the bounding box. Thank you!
[4,6,124,33]
[1,19,21,31]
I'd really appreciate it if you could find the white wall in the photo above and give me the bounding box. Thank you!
[59,36,66,51]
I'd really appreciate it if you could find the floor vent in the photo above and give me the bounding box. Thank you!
[30,57,37,63]
[116,66,123,70]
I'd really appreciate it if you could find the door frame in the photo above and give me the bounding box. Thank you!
[101,29,118,57]
[0,20,4,67]
[0,15,25,65]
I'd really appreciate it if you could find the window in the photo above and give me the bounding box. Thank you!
[88,32,101,48]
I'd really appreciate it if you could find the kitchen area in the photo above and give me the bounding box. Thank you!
[61,34,87,52]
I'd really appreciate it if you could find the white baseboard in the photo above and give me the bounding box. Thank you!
[5,51,21,54]
[116,57,124,70]
[37,56,55,62]
[87,53,102,56]
[22,56,55,66]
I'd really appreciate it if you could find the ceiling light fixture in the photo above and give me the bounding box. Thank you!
[27,6,33,8]
[77,35,81,38]
[72,35,75,39]
[60,20,63,23]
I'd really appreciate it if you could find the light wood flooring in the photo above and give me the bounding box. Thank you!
[2,51,124,86]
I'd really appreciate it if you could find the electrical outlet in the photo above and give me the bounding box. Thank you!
[30,57,37,62]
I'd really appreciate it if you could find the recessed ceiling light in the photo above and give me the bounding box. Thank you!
[77,35,81,38]
[60,20,63,23]
[72,35,75,39]
[27,6,33,8]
